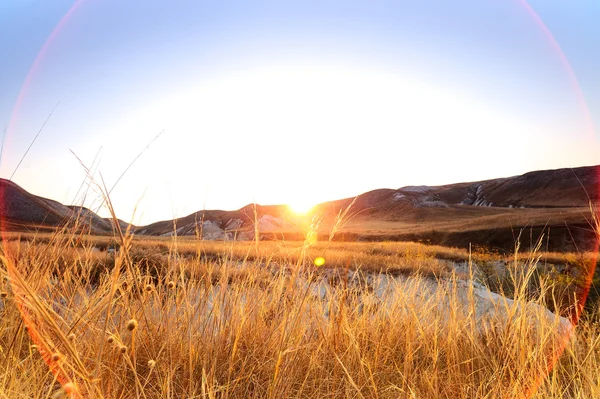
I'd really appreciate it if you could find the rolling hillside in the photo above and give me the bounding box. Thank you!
[0,179,124,234]
[1,165,598,251]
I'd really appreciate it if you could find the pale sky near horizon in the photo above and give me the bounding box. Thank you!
[1,1,599,225]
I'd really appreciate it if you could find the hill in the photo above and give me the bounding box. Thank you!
[0,179,127,234]
[137,165,600,251]
[1,165,598,251]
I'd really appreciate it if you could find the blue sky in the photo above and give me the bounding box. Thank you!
[1,0,599,224]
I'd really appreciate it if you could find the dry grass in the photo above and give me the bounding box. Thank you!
[0,231,471,276]
[0,225,599,398]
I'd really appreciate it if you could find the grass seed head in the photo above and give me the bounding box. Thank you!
[167,281,176,289]
[63,382,76,394]
[145,284,153,292]
[148,359,156,368]
[107,336,115,344]
[51,352,62,362]
[67,333,76,341]
[119,345,127,354]
[0,291,7,298]
[126,319,138,331]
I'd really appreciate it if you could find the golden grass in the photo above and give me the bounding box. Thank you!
[0,227,599,398]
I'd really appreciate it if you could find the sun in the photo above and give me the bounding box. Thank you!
[287,200,315,215]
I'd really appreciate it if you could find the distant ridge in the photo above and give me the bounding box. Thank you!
[0,178,130,234]
[1,165,598,251]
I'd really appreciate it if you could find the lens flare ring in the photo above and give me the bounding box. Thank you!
[1,1,598,397]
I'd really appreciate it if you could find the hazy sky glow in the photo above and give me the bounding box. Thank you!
[1,0,599,225]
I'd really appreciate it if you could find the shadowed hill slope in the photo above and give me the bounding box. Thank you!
[0,179,128,234]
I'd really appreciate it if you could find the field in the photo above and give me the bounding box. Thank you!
[1,227,600,398]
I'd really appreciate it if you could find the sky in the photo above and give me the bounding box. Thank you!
[1,0,599,225]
